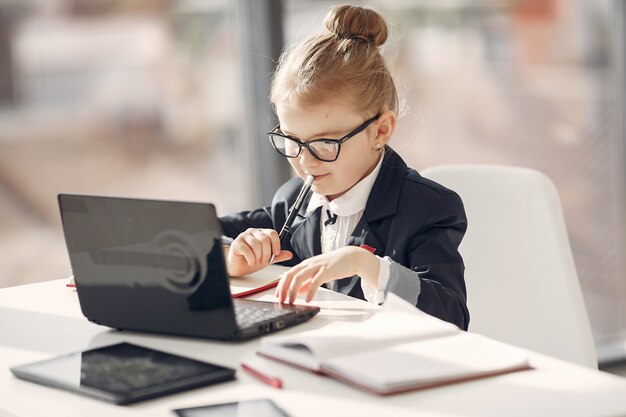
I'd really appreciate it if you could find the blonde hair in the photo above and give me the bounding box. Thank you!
[270,5,398,114]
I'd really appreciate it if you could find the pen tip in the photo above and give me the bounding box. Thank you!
[305,175,314,185]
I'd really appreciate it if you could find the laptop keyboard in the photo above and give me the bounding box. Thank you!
[234,305,293,329]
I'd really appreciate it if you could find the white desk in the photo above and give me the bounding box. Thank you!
[1,279,626,417]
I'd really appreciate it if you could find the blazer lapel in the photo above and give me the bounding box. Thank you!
[332,147,408,295]
[331,215,385,294]
[289,206,322,260]
[363,146,406,222]
[346,216,383,251]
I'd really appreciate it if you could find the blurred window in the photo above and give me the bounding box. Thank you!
[283,0,626,361]
[0,0,251,287]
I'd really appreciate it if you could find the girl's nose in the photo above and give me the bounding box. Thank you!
[298,147,321,169]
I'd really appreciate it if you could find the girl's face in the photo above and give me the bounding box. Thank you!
[276,100,386,201]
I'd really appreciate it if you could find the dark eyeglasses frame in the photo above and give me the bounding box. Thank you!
[267,114,381,162]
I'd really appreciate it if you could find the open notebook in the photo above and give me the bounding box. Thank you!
[228,265,287,298]
[257,294,531,395]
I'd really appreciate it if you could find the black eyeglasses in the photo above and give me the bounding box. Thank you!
[267,114,380,162]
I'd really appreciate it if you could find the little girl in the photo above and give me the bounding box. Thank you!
[220,5,469,329]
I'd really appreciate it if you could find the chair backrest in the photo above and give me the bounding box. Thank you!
[421,164,597,368]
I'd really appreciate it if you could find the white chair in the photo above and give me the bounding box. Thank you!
[421,164,598,369]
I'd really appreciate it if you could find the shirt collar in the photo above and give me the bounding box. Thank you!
[306,149,385,217]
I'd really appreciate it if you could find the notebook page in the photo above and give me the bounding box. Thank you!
[322,333,530,392]
[260,294,459,363]
[228,265,288,296]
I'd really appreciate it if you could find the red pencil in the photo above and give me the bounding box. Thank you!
[241,363,283,389]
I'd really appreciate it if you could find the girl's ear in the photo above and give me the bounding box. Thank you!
[374,110,396,146]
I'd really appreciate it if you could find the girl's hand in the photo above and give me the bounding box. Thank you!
[226,228,293,277]
[275,246,379,303]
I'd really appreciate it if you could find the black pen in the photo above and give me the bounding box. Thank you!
[269,175,314,263]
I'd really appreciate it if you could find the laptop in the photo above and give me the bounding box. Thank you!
[58,194,319,341]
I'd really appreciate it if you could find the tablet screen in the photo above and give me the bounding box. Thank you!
[11,342,235,404]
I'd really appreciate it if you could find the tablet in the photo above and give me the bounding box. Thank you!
[10,342,236,405]
[174,399,291,417]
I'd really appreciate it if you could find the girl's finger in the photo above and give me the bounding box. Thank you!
[288,267,318,304]
[243,234,263,263]
[252,230,273,264]
[275,256,321,301]
[272,250,293,264]
[306,270,327,302]
[262,229,282,257]
[277,263,306,302]
[232,239,255,265]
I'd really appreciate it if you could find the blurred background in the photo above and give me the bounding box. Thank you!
[0,0,625,364]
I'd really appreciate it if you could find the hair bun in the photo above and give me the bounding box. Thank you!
[324,5,388,47]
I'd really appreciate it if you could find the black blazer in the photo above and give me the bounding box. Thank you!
[220,146,469,330]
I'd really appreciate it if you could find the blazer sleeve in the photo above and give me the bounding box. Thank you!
[218,177,301,240]
[385,192,469,330]
[219,207,275,239]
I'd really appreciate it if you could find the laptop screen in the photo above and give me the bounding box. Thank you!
[58,194,238,338]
